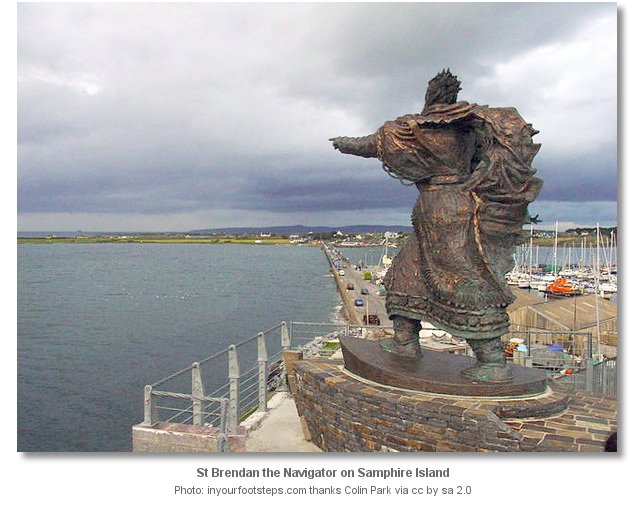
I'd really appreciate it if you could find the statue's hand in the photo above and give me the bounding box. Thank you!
[329,137,343,150]
[526,213,541,225]
[329,134,377,158]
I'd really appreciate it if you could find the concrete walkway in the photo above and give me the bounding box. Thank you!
[244,392,321,452]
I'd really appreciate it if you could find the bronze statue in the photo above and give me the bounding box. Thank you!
[331,70,542,382]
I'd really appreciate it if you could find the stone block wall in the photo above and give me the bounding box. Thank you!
[292,359,617,452]
[132,422,246,452]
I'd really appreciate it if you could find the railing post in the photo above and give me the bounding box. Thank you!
[584,332,594,392]
[281,321,290,350]
[217,398,229,452]
[228,345,239,432]
[585,358,594,393]
[258,332,268,412]
[191,362,205,426]
[143,385,157,426]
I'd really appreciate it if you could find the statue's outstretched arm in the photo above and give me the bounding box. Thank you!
[329,134,377,158]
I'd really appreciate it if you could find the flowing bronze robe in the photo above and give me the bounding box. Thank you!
[378,102,542,340]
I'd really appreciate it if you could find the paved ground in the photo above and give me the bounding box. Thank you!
[244,393,321,452]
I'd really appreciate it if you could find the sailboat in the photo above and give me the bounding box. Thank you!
[516,225,535,288]
[596,226,617,299]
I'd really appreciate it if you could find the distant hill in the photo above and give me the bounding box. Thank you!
[188,225,413,235]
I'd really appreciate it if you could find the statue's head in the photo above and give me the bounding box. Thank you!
[421,69,462,114]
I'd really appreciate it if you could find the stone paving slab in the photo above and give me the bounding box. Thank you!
[245,393,321,452]
[503,389,617,452]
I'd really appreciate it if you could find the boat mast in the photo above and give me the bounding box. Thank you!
[553,221,558,275]
[609,229,614,273]
[598,228,610,278]
[529,224,533,279]
[594,223,601,355]
[611,229,618,270]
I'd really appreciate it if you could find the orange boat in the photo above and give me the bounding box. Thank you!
[545,277,579,297]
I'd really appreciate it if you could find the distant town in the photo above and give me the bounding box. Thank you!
[18,225,617,247]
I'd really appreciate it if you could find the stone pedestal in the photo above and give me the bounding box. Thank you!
[292,358,617,452]
[340,335,547,396]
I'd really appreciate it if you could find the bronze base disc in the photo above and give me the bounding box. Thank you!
[340,336,547,397]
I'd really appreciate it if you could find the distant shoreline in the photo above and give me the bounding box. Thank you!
[17,234,614,247]
[17,236,294,245]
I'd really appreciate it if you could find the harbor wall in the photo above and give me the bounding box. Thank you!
[330,267,363,324]
[321,244,367,325]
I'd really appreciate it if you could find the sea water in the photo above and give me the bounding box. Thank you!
[17,243,340,451]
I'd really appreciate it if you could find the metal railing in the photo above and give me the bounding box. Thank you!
[141,321,291,449]
[139,321,392,440]
[502,328,594,367]
[554,356,617,398]
[500,327,618,398]
[140,321,616,449]
[290,321,393,351]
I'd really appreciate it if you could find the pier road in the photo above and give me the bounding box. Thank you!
[341,264,390,325]
[324,244,391,327]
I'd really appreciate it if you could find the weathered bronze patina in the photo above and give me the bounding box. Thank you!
[331,70,542,383]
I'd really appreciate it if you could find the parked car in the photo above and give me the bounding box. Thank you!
[363,314,380,325]
[360,288,369,295]
[347,283,355,290]
[338,270,345,276]
[354,298,364,307]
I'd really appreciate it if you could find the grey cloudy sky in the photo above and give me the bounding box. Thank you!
[17,2,618,232]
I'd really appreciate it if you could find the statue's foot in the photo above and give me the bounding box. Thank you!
[386,315,422,358]
[461,363,513,383]
[380,339,423,359]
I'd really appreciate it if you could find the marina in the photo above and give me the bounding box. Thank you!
[506,224,617,301]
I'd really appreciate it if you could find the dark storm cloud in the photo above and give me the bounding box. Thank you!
[238,167,418,213]
[535,150,618,203]
[17,3,617,230]
[279,3,614,120]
